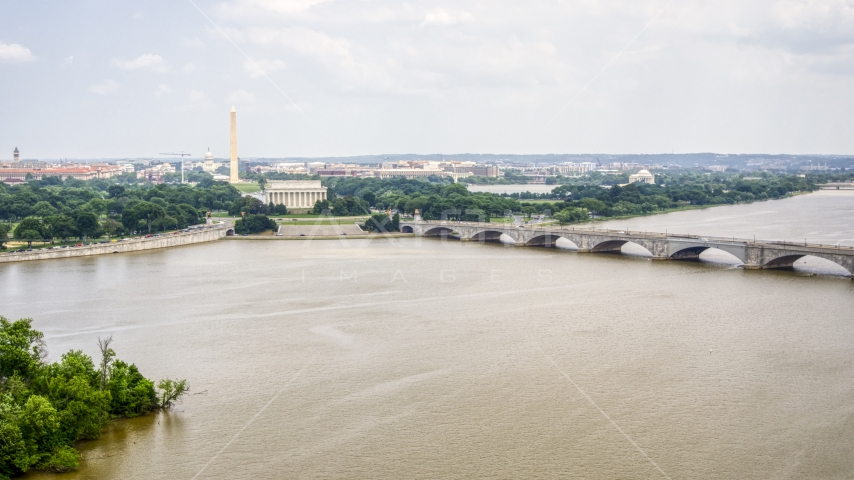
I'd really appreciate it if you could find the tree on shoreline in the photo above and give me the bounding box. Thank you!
[0,316,188,478]
[234,214,277,234]
[13,217,45,247]
[0,224,9,250]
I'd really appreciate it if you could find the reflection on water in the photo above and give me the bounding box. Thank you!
[6,192,854,479]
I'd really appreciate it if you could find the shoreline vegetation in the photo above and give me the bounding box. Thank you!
[0,317,187,479]
[319,171,852,230]
[2,170,852,248]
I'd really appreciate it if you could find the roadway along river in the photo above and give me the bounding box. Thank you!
[6,191,853,479]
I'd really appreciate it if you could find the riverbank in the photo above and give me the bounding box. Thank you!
[529,192,812,227]
[0,223,228,263]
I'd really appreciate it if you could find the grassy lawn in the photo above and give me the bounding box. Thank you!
[3,238,121,251]
[232,183,262,193]
[518,199,562,204]
[277,219,364,226]
[211,212,369,221]
[489,217,515,223]
[279,214,369,219]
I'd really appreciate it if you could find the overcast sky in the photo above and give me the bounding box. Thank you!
[1,0,853,159]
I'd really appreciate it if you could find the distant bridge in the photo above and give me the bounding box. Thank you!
[818,182,854,190]
[400,220,854,276]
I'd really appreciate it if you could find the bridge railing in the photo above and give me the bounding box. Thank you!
[405,220,854,252]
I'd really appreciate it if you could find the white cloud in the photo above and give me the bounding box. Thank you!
[182,36,205,49]
[218,0,328,17]
[228,89,257,104]
[420,9,473,27]
[19,0,854,156]
[154,84,173,96]
[89,79,119,95]
[189,90,205,102]
[243,58,286,78]
[0,42,35,63]
[111,54,167,72]
[64,55,74,64]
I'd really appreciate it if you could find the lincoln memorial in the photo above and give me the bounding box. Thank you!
[266,180,328,209]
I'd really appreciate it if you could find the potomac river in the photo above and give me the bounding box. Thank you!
[5,190,853,479]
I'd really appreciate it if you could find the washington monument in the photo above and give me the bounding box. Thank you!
[229,106,238,183]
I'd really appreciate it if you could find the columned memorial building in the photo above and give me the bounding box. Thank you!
[267,180,328,209]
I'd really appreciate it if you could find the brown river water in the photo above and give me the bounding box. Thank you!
[3,191,853,479]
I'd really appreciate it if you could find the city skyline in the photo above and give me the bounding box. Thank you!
[2,1,854,158]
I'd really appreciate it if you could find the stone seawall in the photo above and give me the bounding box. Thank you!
[0,224,228,264]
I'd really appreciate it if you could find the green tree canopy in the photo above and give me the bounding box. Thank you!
[43,215,76,243]
[32,201,57,218]
[121,202,165,234]
[13,217,45,248]
[233,214,277,234]
[0,223,9,249]
[74,212,100,240]
[0,317,187,478]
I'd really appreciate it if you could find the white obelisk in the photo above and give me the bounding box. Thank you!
[229,106,239,183]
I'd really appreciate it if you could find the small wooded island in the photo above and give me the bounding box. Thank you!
[0,316,187,479]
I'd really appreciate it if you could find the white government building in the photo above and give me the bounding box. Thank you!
[266,180,328,209]
[628,169,655,185]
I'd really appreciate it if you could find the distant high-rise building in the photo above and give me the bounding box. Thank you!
[13,147,19,163]
[229,107,239,183]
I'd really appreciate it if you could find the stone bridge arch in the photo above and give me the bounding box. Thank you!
[423,226,459,238]
[460,226,520,244]
[587,238,659,257]
[761,252,853,275]
[524,233,579,249]
[669,245,747,264]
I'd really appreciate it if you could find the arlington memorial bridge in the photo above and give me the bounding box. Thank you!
[399,220,854,277]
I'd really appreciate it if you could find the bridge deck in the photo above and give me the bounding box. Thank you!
[407,220,853,253]
[400,220,854,276]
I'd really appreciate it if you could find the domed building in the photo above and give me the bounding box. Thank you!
[202,148,216,173]
[629,169,655,185]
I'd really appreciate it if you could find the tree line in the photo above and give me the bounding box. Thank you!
[0,180,242,248]
[544,172,819,223]
[324,177,521,221]
[314,172,822,226]
[0,316,187,478]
